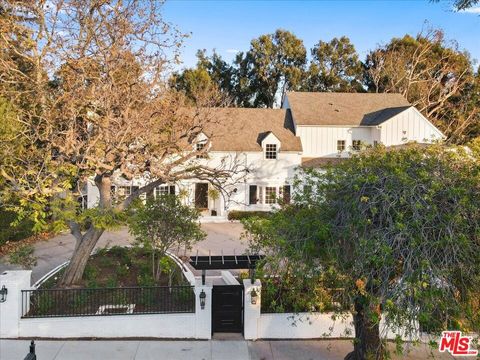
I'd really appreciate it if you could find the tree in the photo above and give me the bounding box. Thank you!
[170,50,235,105]
[244,144,480,360]
[237,29,307,108]
[305,36,364,92]
[365,30,478,143]
[128,195,205,282]
[431,0,479,11]
[0,0,244,287]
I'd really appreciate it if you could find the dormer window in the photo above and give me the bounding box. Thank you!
[196,142,207,158]
[265,144,277,159]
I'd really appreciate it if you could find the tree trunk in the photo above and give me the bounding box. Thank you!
[58,227,104,287]
[345,297,384,360]
[59,175,111,287]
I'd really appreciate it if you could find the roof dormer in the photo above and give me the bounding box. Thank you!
[261,132,281,160]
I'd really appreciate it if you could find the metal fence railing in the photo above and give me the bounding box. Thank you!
[21,285,195,318]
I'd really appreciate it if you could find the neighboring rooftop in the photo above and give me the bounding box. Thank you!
[286,92,411,126]
[203,108,302,152]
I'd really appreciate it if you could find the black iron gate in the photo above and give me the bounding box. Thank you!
[212,285,243,333]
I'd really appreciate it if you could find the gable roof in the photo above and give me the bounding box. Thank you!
[203,108,302,152]
[286,92,412,126]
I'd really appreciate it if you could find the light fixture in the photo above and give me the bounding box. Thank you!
[250,289,258,305]
[0,285,7,303]
[199,290,206,310]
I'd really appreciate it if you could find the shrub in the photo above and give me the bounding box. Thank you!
[227,210,271,221]
[8,244,37,269]
[0,209,35,245]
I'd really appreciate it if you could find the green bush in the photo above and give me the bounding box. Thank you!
[0,210,35,245]
[8,244,37,269]
[227,210,271,221]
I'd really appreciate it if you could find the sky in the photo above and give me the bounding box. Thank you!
[162,0,480,71]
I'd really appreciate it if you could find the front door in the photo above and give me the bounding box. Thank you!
[212,285,244,333]
[194,183,208,209]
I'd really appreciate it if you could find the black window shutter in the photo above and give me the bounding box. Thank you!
[169,185,176,195]
[283,185,291,204]
[249,185,257,205]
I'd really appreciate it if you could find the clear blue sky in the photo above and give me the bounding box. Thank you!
[163,0,480,70]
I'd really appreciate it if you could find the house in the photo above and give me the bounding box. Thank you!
[82,92,444,219]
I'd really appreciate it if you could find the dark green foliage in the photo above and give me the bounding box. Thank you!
[244,144,480,357]
[0,209,35,245]
[128,195,205,282]
[227,210,271,221]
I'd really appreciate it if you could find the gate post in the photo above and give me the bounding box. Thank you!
[194,278,212,339]
[0,270,32,338]
[243,279,261,340]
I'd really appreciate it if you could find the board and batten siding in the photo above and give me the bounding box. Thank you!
[295,126,375,158]
[379,107,444,145]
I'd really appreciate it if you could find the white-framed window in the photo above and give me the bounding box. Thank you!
[265,187,277,204]
[337,140,346,152]
[352,140,361,151]
[155,185,175,197]
[116,185,138,197]
[196,142,207,158]
[265,144,277,159]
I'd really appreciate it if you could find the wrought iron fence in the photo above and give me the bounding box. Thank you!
[21,285,195,318]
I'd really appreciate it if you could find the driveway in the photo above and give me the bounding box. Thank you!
[0,222,246,283]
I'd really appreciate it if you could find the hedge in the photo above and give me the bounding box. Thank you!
[227,210,271,221]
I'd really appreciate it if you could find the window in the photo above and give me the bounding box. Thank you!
[116,186,138,197]
[265,187,276,204]
[373,140,379,147]
[337,140,346,152]
[352,140,361,151]
[249,185,258,205]
[155,185,175,197]
[265,144,277,159]
[196,142,207,158]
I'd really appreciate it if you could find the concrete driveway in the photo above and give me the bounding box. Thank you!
[0,222,246,283]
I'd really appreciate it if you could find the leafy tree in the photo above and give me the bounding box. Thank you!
[0,0,243,286]
[365,30,478,143]
[305,36,364,92]
[128,195,205,282]
[244,144,480,360]
[170,50,236,105]
[237,29,307,108]
[431,0,479,11]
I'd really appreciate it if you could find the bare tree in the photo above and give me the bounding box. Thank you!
[0,0,245,286]
[365,29,478,142]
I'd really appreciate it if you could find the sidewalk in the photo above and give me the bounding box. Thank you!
[0,339,454,360]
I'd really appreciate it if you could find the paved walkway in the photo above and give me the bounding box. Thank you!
[0,339,454,360]
[0,222,246,283]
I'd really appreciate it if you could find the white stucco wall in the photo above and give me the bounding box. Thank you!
[0,271,213,339]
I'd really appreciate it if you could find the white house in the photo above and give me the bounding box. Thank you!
[83,92,444,219]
